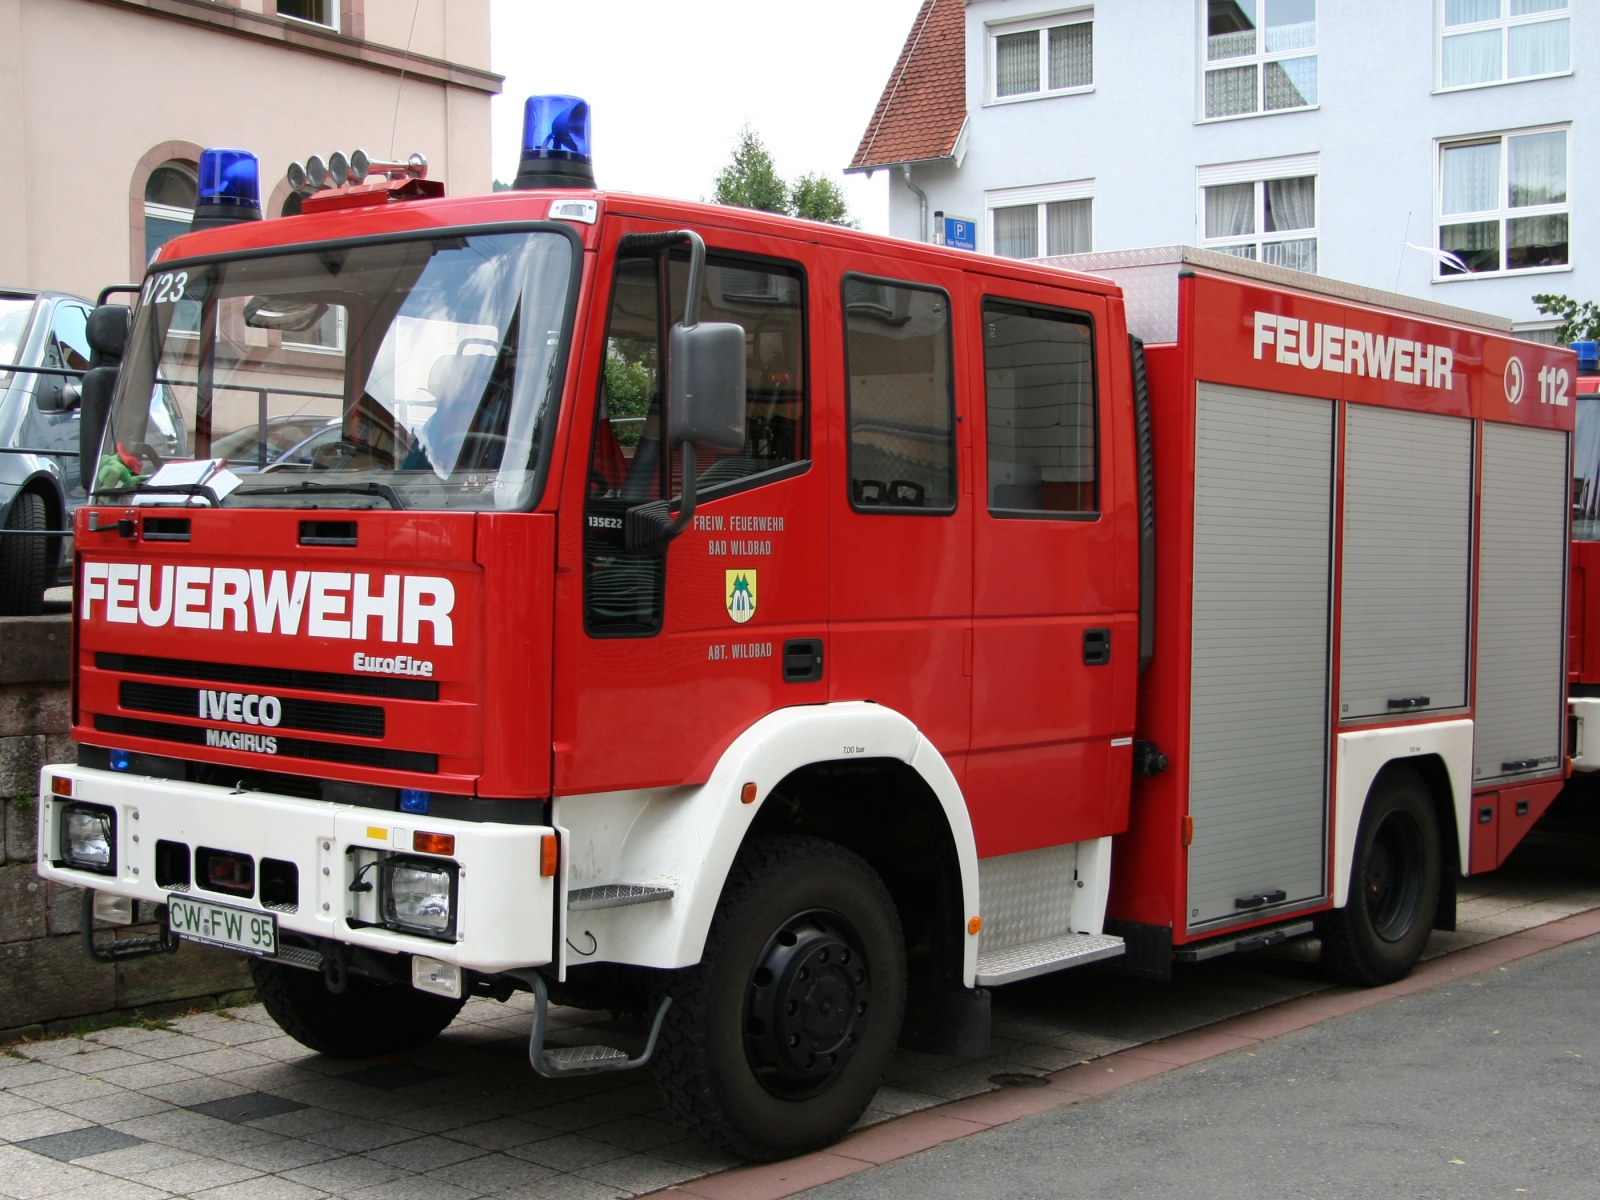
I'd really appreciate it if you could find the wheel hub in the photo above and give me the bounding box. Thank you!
[1364,810,1423,943]
[744,910,870,1099]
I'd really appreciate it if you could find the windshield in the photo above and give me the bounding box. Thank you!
[1576,395,1600,540]
[0,296,37,385]
[101,230,575,510]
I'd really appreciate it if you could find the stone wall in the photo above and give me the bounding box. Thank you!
[0,615,252,1040]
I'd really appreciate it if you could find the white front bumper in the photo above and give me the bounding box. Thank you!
[37,765,555,974]
[1572,698,1600,771]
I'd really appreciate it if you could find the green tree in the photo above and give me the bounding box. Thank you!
[712,126,789,214]
[790,172,855,226]
[1532,293,1600,342]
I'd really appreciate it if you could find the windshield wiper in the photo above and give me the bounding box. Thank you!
[92,483,222,507]
[234,481,405,510]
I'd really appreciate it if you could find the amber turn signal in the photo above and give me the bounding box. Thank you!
[740,782,757,804]
[540,833,559,877]
[967,916,982,936]
[51,775,72,797]
[412,831,456,856]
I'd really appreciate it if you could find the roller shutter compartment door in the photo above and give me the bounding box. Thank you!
[1187,384,1333,931]
[1340,406,1473,720]
[1474,423,1568,784]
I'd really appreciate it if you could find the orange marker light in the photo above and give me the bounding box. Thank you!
[51,776,72,797]
[412,831,456,856]
[967,916,982,936]
[740,782,758,804]
[1181,815,1195,847]
[540,833,559,877]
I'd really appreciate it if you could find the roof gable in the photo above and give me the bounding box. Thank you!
[849,0,966,172]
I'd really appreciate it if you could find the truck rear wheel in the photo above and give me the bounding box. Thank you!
[249,957,465,1058]
[0,491,48,616]
[1321,765,1440,986]
[655,836,905,1161]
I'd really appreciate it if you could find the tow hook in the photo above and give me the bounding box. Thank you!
[321,942,349,993]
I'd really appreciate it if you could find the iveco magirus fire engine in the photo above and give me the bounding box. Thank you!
[36,96,1574,1160]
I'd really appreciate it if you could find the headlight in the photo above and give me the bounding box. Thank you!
[60,803,116,875]
[380,857,457,940]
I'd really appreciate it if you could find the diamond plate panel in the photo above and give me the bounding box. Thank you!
[977,843,1077,953]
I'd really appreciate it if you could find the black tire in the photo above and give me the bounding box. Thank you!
[249,957,465,1058]
[655,836,906,1161]
[1322,765,1441,986]
[0,491,48,616]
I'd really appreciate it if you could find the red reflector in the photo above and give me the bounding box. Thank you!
[413,831,456,856]
[540,834,558,877]
[51,776,72,797]
[740,782,757,804]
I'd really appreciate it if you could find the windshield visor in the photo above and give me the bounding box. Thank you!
[103,229,575,510]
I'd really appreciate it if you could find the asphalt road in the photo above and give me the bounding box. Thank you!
[797,934,1600,1200]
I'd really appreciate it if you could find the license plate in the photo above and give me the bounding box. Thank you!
[166,895,277,956]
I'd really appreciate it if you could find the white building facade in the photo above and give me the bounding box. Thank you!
[854,0,1588,335]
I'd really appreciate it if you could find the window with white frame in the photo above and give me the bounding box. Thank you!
[991,10,1093,102]
[1439,0,1569,90]
[1437,128,1568,277]
[987,181,1094,258]
[1203,0,1317,120]
[277,0,337,29]
[1199,156,1318,272]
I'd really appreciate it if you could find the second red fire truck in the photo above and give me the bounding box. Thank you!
[37,97,1574,1160]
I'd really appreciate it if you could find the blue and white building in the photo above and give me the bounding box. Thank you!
[849,0,1588,335]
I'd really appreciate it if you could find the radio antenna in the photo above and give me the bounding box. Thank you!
[390,0,422,159]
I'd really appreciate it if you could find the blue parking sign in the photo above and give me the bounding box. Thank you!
[943,216,976,251]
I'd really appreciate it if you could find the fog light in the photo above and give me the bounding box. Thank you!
[61,803,115,874]
[93,892,133,925]
[381,857,457,939]
[411,955,462,999]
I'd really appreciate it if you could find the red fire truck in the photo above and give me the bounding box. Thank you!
[37,98,1574,1160]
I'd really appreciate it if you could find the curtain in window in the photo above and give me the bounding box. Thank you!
[1216,244,1259,261]
[1440,221,1500,273]
[1508,18,1568,77]
[1264,55,1317,108]
[1507,214,1569,268]
[1263,0,1316,52]
[996,31,1039,96]
[1263,238,1317,273]
[1445,0,1500,23]
[1511,0,1567,15]
[1049,22,1092,89]
[993,206,1039,258]
[1442,142,1500,214]
[1205,183,1255,239]
[1508,131,1566,207]
[1265,176,1315,232]
[1442,29,1502,85]
[1205,65,1258,117]
[1046,199,1092,255]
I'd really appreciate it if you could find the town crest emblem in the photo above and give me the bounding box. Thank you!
[725,570,757,624]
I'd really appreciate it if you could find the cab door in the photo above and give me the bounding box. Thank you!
[963,277,1136,856]
[553,220,828,795]
[823,250,971,773]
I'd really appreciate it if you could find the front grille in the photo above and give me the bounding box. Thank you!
[119,681,385,739]
[94,715,437,774]
[96,653,437,701]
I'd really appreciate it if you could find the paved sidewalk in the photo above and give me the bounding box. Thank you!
[0,840,1594,1200]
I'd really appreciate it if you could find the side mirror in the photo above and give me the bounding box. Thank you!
[34,378,68,412]
[666,321,746,452]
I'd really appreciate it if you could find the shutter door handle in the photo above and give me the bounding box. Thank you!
[1387,696,1430,710]
[1234,889,1287,910]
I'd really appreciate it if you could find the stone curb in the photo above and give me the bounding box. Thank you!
[651,906,1600,1200]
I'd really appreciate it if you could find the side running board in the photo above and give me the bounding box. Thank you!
[512,970,672,1078]
[975,931,1126,986]
[1172,919,1315,963]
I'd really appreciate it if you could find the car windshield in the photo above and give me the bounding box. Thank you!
[101,229,574,510]
[0,295,37,385]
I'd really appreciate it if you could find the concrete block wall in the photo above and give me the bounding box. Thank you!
[0,614,252,1040]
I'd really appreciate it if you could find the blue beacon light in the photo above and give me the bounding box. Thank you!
[512,95,595,191]
[191,148,263,230]
[1572,340,1598,375]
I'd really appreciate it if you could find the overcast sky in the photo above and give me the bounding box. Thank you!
[486,0,925,234]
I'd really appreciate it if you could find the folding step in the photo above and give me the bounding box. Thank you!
[1172,919,1315,963]
[975,931,1126,986]
[568,884,674,911]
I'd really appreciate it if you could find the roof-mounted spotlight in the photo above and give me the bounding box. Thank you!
[191,147,262,230]
[512,95,594,190]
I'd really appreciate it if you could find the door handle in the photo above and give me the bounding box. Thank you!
[782,638,823,683]
[1083,627,1110,666]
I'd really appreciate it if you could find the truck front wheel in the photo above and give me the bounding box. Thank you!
[1321,765,1441,986]
[249,957,465,1058]
[656,836,906,1161]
